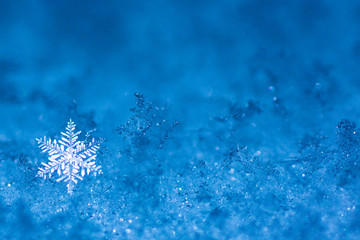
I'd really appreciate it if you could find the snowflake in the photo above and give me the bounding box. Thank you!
[36,119,102,194]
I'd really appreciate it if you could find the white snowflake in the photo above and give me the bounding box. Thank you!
[36,119,102,194]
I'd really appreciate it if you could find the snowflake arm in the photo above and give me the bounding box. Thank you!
[36,119,102,194]
[37,137,65,158]
[36,137,66,179]
[76,139,102,176]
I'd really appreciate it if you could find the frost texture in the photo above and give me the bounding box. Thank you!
[36,119,102,194]
[117,93,178,160]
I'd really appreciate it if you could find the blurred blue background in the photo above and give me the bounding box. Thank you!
[2,0,359,104]
[1,0,360,239]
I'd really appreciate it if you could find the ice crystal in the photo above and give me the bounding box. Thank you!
[36,119,102,194]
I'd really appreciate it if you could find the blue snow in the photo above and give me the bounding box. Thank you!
[0,0,360,239]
